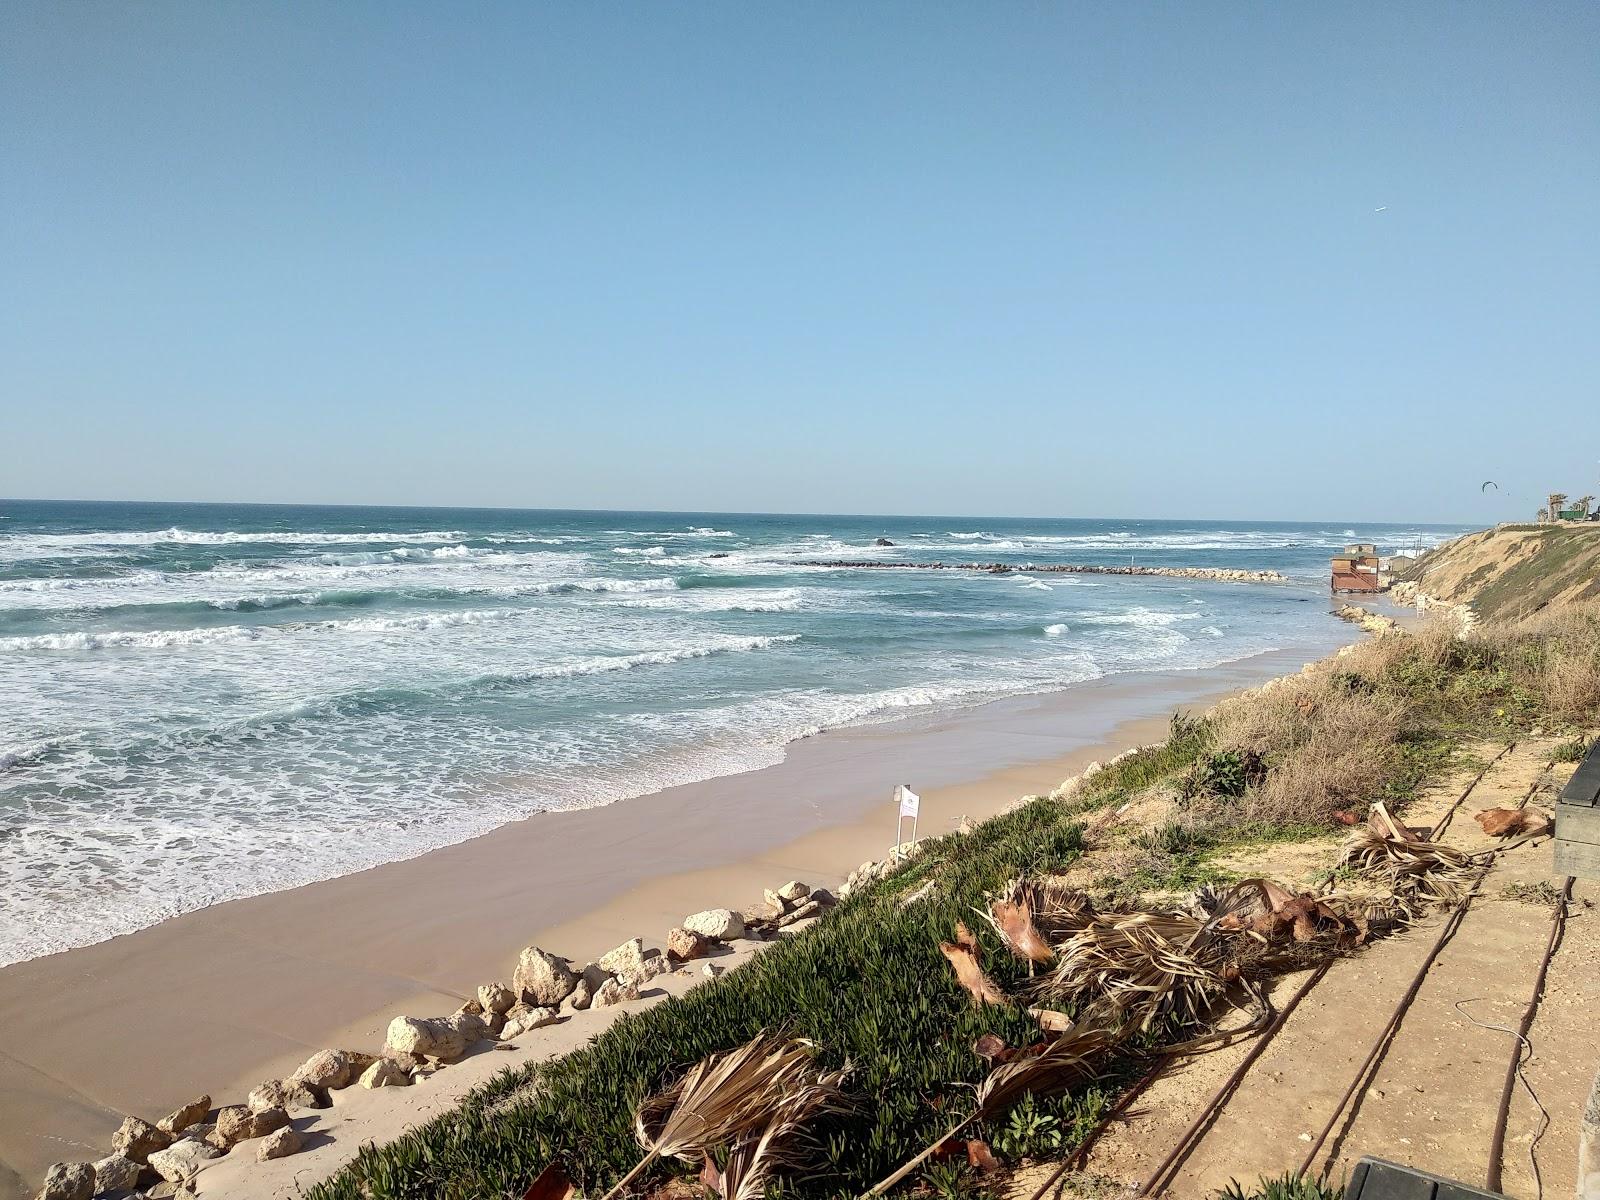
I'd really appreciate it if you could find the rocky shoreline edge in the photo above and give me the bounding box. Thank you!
[30,887,849,1200]
[796,559,1287,582]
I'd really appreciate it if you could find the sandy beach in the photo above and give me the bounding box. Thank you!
[0,638,1355,1200]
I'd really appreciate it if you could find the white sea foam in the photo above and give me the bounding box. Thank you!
[0,508,1407,965]
[0,608,518,651]
[2,527,469,551]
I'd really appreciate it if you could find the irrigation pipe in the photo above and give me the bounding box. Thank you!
[1135,958,1336,1197]
[1428,743,1515,840]
[1299,761,1548,1182]
[1483,876,1572,1197]
[1020,1056,1170,1200]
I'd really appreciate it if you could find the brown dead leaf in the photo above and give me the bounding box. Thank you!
[1029,1007,1075,1035]
[1475,808,1554,838]
[522,1162,575,1200]
[939,921,1008,1007]
[698,1153,722,1197]
[991,890,1055,964]
[972,1033,1008,1062]
[966,1140,1000,1171]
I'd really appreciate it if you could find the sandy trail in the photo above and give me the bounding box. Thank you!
[1038,737,1595,1200]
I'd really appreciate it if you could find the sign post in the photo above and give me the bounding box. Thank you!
[893,783,921,852]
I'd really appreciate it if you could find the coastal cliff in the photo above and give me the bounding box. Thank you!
[1395,523,1600,621]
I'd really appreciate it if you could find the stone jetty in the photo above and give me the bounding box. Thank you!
[796,560,1286,583]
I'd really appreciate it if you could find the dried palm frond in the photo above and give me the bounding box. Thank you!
[1028,880,1099,940]
[1339,802,1478,922]
[939,921,1009,1007]
[715,1058,851,1200]
[602,1034,833,1200]
[1214,878,1368,950]
[982,876,1055,965]
[1036,905,1229,1034]
[864,1019,1111,1196]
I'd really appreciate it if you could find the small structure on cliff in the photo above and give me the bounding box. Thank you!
[1331,542,1383,594]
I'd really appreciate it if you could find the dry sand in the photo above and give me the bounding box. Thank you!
[0,642,1349,1200]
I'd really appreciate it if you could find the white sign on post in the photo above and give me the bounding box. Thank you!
[898,785,921,819]
[893,784,921,852]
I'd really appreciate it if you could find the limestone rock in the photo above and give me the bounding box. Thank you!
[701,963,720,977]
[666,926,713,961]
[90,1154,141,1194]
[776,898,823,927]
[256,1126,303,1162]
[762,888,788,911]
[289,1048,373,1091]
[294,1080,331,1110]
[213,1104,288,1148]
[36,1162,93,1200]
[810,887,837,907]
[358,1059,412,1088]
[596,937,650,978]
[111,1116,171,1164]
[629,955,672,985]
[146,1139,221,1184]
[385,1012,488,1061]
[500,1004,558,1038]
[775,880,810,903]
[513,946,578,1007]
[566,976,595,1011]
[682,908,743,941]
[477,982,516,1014]
[156,1095,210,1136]
[591,977,639,1007]
[247,1079,289,1112]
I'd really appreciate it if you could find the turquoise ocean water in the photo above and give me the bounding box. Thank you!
[0,500,1464,965]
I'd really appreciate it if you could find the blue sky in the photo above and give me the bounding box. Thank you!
[2,4,1595,523]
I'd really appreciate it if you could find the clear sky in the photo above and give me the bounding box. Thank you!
[2,4,1595,523]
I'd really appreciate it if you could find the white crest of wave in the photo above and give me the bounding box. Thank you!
[5,527,469,550]
[614,587,804,613]
[506,634,801,681]
[1078,607,1202,628]
[0,608,518,652]
[1044,623,1069,637]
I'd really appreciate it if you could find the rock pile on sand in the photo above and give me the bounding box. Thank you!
[39,877,839,1199]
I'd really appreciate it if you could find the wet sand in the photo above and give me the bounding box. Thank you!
[0,635,1353,1199]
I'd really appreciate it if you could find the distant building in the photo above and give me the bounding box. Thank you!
[1382,554,1415,574]
[1332,543,1383,593]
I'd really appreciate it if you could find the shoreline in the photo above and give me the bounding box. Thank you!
[0,632,1357,1200]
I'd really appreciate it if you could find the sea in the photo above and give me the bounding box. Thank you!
[0,500,1465,966]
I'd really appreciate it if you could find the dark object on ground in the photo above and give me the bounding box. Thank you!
[874,537,894,546]
[1555,735,1600,880]
[1345,1156,1501,1199]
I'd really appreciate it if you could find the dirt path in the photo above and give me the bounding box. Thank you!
[1033,737,1596,1200]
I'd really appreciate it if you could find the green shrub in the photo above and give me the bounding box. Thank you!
[1218,1173,1343,1200]
[1554,736,1591,763]
[311,801,1088,1200]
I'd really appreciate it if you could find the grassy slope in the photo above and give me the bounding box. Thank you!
[310,609,1600,1200]
[1399,524,1600,620]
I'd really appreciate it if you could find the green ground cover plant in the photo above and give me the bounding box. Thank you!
[310,605,1599,1200]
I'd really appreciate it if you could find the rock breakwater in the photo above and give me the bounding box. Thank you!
[797,560,1286,583]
